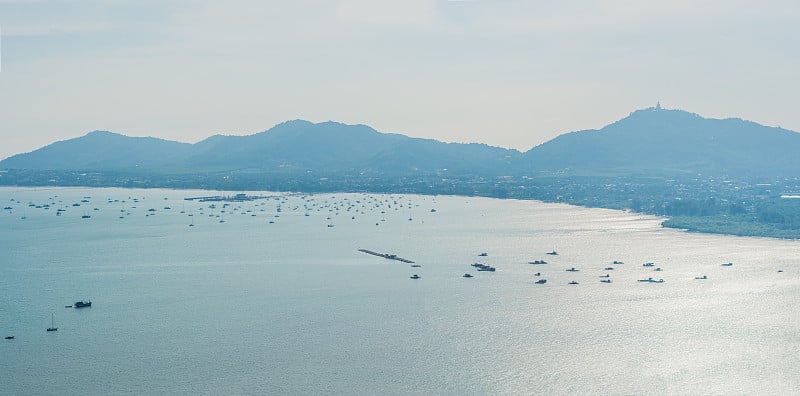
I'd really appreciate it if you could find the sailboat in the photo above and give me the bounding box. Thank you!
[46,313,58,332]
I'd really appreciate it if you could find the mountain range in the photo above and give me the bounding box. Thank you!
[3,106,800,178]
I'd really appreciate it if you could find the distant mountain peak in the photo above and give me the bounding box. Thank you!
[526,105,800,176]
[275,119,315,128]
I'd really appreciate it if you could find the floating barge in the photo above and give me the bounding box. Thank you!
[358,249,415,264]
[184,193,274,202]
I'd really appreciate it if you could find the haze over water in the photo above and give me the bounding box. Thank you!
[1,187,798,395]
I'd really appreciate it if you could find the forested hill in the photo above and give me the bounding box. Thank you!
[4,107,800,180]
[524,106,800,177]
[0,120,521,176]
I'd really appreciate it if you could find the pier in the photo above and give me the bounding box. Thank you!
[358,249,415,263]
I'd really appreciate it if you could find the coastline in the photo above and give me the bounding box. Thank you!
[2,182,798,240]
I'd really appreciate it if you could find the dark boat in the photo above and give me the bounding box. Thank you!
[642,262,655,267]
[565,267,579,272]
[74,300,92,308]
[478,252,488,257]
[471,263,495,271]
[612,260,624,264]
[638,278,665,283]
[695,275,708,280]
[528,260,547,264]
[463,273,473,278]
[4,336,14,340]
[46,313,58,332]
[535,279,547,284]
[568,281,579,285]
[409,274,421,279]
[546,251,558,256]
[721,262,733,267]
[600,279,612,283]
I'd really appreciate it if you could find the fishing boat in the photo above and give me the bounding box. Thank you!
[638,278,665,283]
[46,313,58,332]
[74,300,92,308]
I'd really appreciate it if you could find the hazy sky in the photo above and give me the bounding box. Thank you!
[1,0,799,160]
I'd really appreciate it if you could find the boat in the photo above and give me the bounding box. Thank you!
[694,275,708,280]
[654,268,663,271]
[600,279,612,283]
[612,260,624,264]
[642,262,655,267]
[599,274,610,278]
[46,313,58,332]
[528,260,547,264]
[411,264,421,268]
[478,252,488,257]
[4,336,14,340]
[476,266,496,272]
[568,281,579,285]
[463,273,473,278]
[546,251,558,256]
[604,267,614,270]
[409,274,421,279]
[74,300,91,308]
[638,278,665,283]
[565,267,579,272]
[533,272,541,276]
[721,262,733,267]
[535,279,547,284]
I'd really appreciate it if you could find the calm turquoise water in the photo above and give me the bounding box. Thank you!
[1,187,798,395]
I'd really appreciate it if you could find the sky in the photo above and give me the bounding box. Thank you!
[1,0,799,160]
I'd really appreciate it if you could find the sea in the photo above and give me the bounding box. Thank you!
[1,186,798,395]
